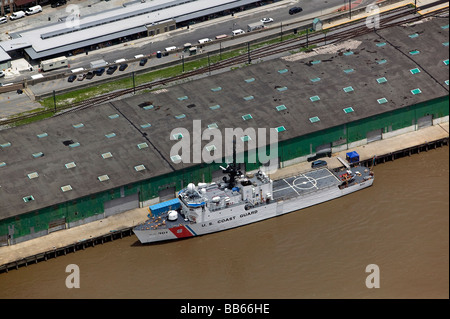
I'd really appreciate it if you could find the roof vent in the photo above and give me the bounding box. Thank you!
[61,185,73,192]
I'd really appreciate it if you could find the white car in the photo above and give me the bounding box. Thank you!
[261,17,274,24]
[0,71,5,78]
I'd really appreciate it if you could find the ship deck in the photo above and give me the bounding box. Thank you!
[271,167,342,201]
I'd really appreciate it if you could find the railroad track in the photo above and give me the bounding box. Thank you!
[1,2,448,125]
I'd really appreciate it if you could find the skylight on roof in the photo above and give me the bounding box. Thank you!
[442,24,449,29]
[175,114,186,119]
[173,133,183,140]
[211,87,222,92]
[137,142,148,149]
[102,152,113,159]
[275,126,286,132]
[343,51,354,56]
[343,86,354,93]
[210,104,220,110]
[140,123,152,128]
[73,123,84,129]
[276,105,287,111]
[343,107,354,114]
[134,164,146,172]
[343,68,354,74]
[411,88,422,95]
[69,142,80,148]
[98,175,110,182]
[377,98,388,104]
[170,155,182,163]
[109,114,120,119]
[177,96,188,101]
[443,42,449,47]
[409,50,420,55]
[37,133,48,138]
[310,95,320,102]
[32,152,44,158]
[309,116,320,123]
[408,33,419,38]
[376,42,386,47]
[143,105,154,110]
[444,59,449,66]
[243,95,254,101]
[241,135,251,142]
[278,68,288,74]
[245,78,255,83]
[61,185,73,192]
[23,195,35,202]
[208,123,218,129]
[377,77,387,84]
[410,68,421,74]
[311,60,321,65]
[277,86,288,92]
[377,59,387,65]
[65,162,76,169]
[0,162,6,168]
[242,114,253,121]
[310,77,321,82]
[0,142,11,148]
[105,133,116,138]
[27,172,39,179]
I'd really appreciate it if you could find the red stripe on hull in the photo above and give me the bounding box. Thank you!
[169,225,193,238]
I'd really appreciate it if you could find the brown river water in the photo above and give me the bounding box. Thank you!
[0,146,448,299]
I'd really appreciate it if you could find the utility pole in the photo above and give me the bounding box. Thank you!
[280,22,283,42]
[53,90,56,113]
[247,42,251,64]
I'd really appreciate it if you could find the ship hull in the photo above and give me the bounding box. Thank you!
[133,178,374,244]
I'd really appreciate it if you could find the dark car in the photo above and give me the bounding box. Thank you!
[68,75,77,82]
[289,7,303,15]
[85,71,95,79]
[51,0,67,8]
[106,65,118,74]
[311,160,327,169]
[139,58,148,66]
[94,68,105,76]
[119,63,128,71]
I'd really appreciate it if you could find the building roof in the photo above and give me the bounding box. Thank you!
[0,17,448,219]
[6,0,260,60]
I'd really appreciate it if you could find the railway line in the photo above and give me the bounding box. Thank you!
[1,2,448,126]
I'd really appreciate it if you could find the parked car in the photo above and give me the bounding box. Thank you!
[311,160,327,169]
[106,65,118,74]
[139,58,148,66]
[0,16,7,24]
[9,11,26,20]
[51,0,67,8]
[260,17,274,24]
[67,75,76,82]
[94,68,105,76]
[85,71,95,79]
[289,7,303,15]
[232,29,245,36]
[119,64,128,71]
[0,71,5,78]
[77,73,86,81]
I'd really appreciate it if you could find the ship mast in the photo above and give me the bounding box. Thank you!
[221,137,242,189]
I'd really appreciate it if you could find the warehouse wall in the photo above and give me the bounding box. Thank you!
[1,95,448,245]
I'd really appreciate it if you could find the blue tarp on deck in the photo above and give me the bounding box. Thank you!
[346,151,360,163]
[149,198,180,216]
